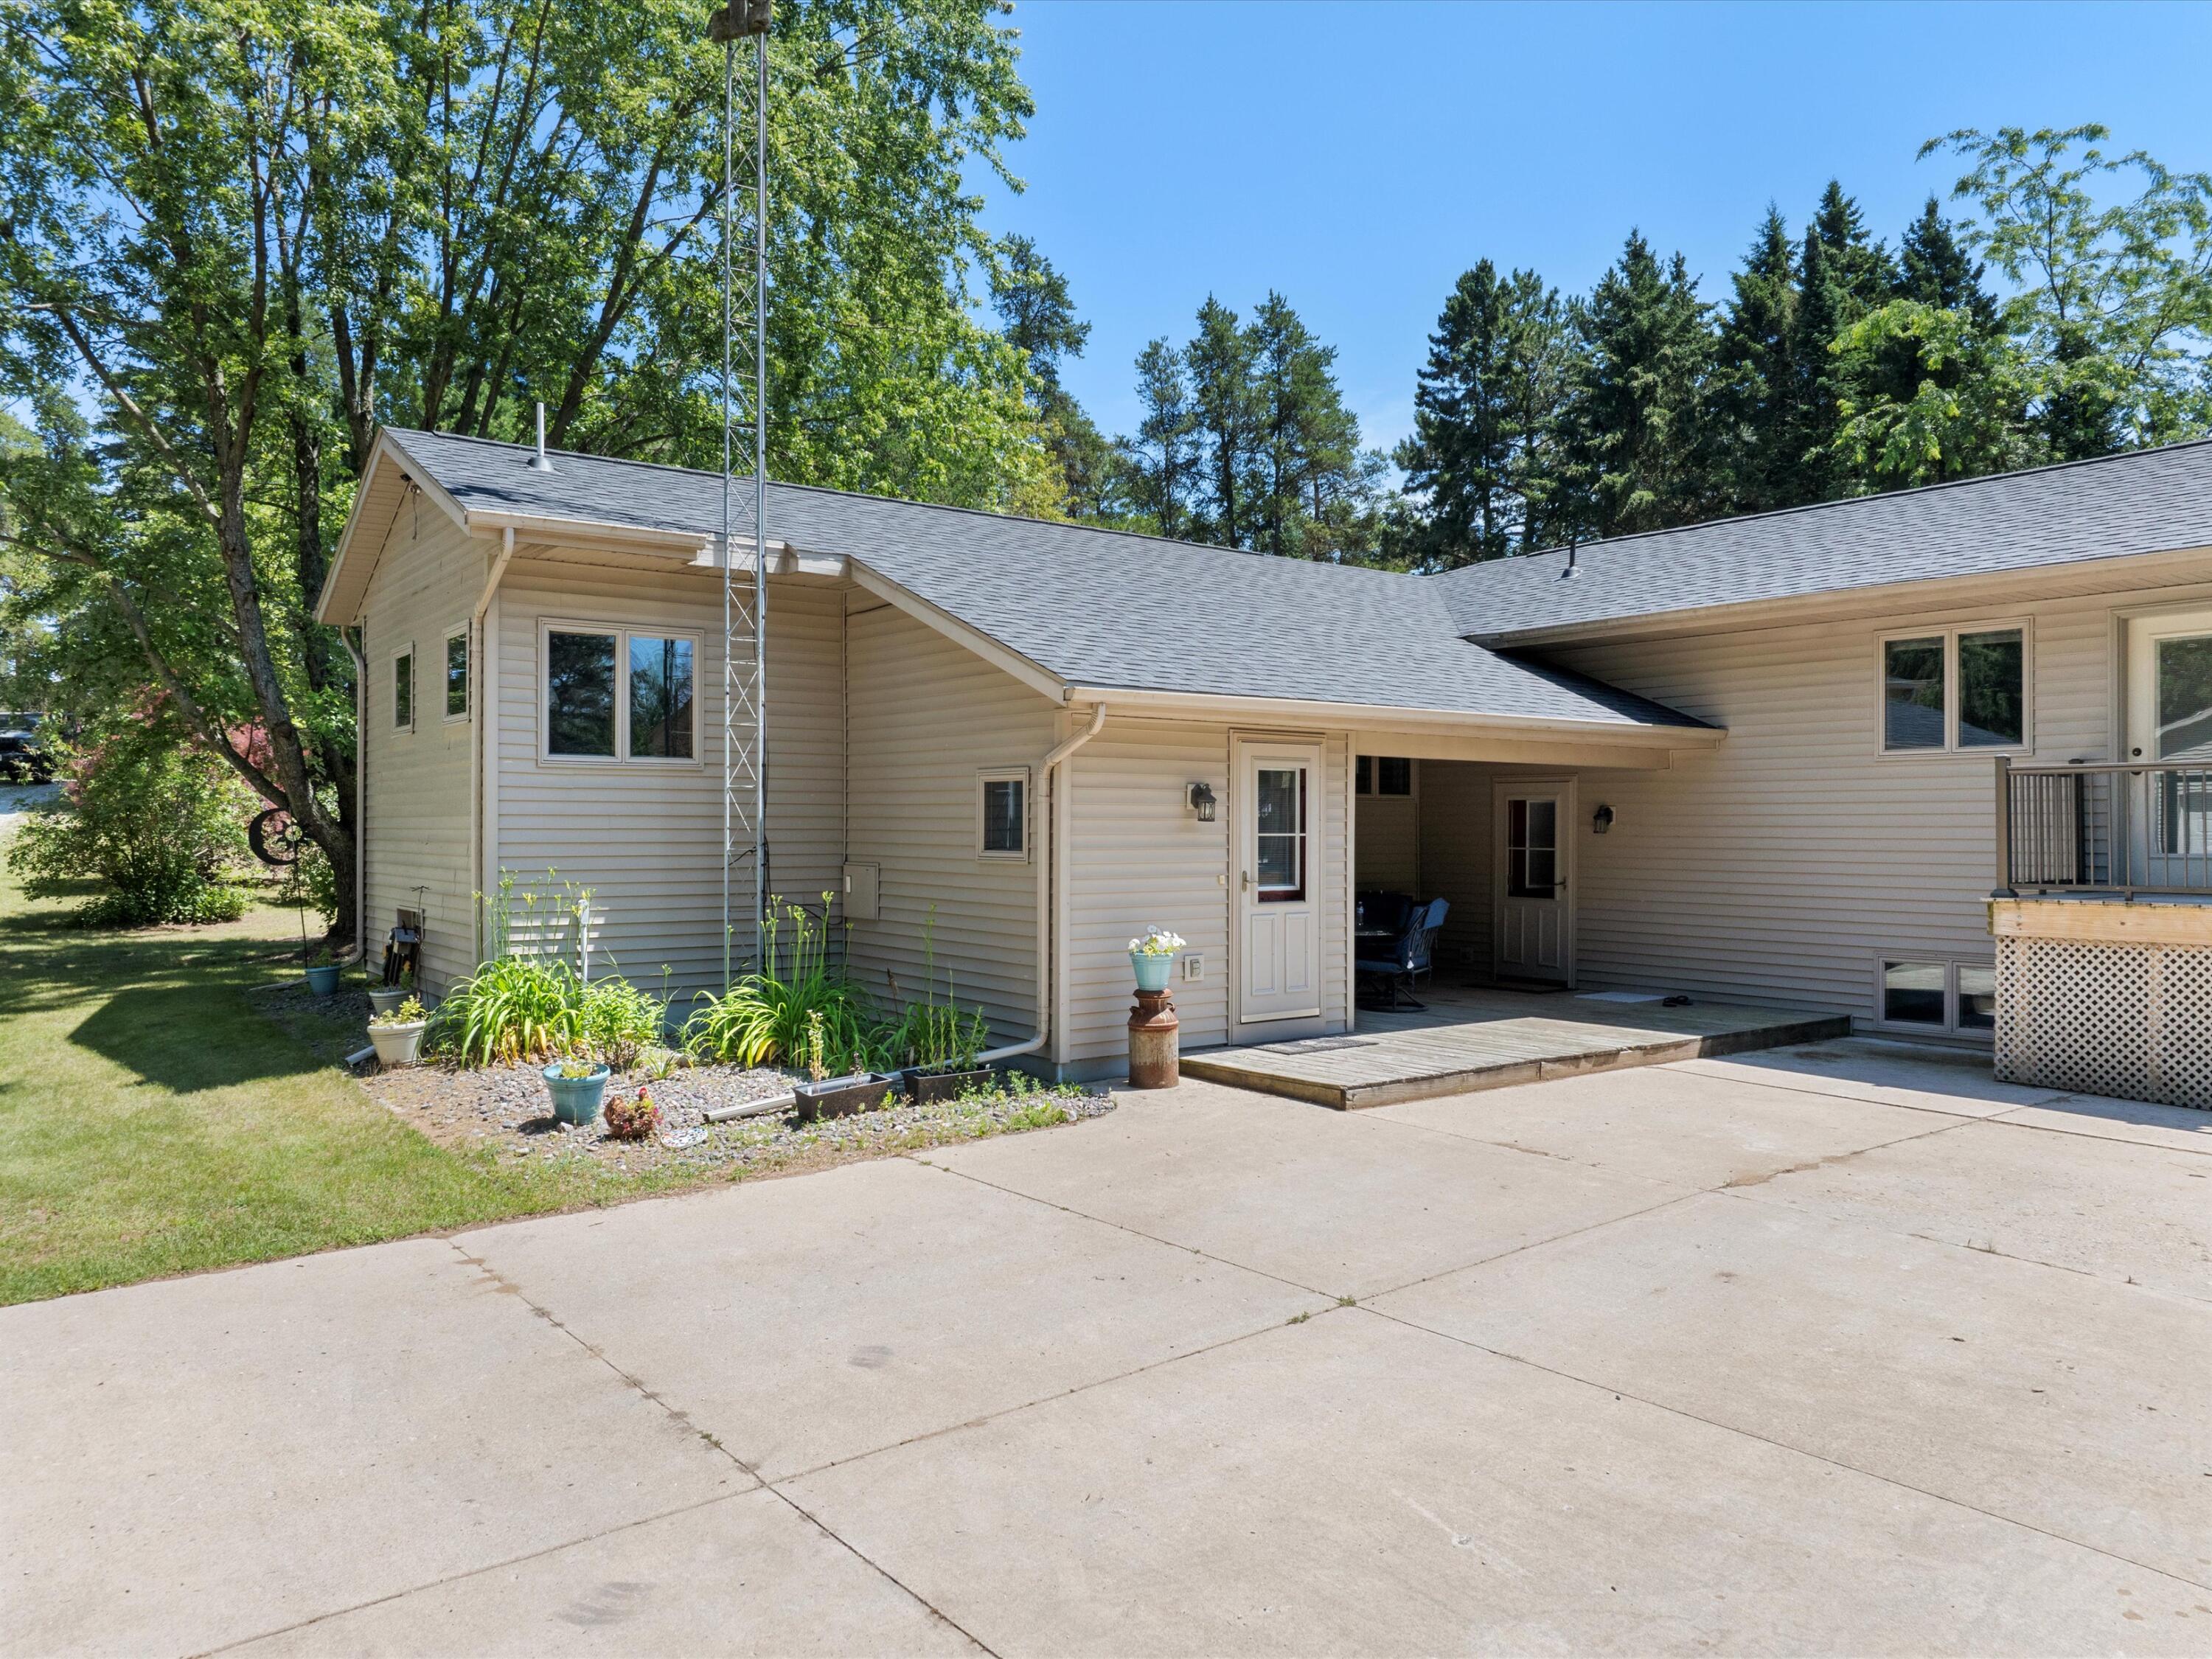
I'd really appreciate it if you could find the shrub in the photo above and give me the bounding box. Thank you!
[577,977,668,1071]
[427,955,584,1065]
[683,894,883,1074]
[9,706,253,927]
[604,1088,659,1141]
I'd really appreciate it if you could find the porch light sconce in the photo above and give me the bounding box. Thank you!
[1592,804,1615,835]
[1187,782,1217,822]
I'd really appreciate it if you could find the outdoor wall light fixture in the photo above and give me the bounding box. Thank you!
[1187,782,1217,821]
[1592,804,1615,835]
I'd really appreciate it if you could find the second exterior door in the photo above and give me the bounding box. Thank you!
[2126,607,2212,887]
[1236,740,1323,1023]
[1493,779,1574,985]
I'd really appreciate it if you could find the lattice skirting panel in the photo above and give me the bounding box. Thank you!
[1995,936,2212,1109]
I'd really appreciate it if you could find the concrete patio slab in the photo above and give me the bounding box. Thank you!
[1371,1061,1970,1190]
[1372,1192,2212,1587]
[0,1239,743,1659]
[1750,1117,2212,1300]
[232,1488,981,1658]
[1677,1036,2076,1117]
[459,1155,1326,1481]
[787,1310,2207,1657]
[919,1078,1682,1298]
[1994,1092,2212,1155]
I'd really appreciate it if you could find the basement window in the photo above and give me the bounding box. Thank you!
[1877,957,1995,1037]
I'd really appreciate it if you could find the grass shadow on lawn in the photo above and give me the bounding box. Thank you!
[0,867,661,1307]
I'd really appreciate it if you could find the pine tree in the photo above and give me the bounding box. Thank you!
[1394,262,1579,566]
[1186,297,1261,547]
[1568,232,1717,538]
[1895,197,1995,321]
[989,235,1124,521]
[1119,339,1200,540]
[1787,181,1902,499]
[1710,207,1801,514]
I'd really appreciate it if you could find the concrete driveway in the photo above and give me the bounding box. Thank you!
[7,1039,2209,1657]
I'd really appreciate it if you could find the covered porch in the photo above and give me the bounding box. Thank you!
[1183,984,1848,1110]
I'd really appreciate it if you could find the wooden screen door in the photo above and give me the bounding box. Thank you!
[1236,739,1322,1023]
[1492,779,1574,984]
[2126,608,2212,886]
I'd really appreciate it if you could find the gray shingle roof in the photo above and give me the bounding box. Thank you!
[1431,439,2212,639]
[383,428,1705,731]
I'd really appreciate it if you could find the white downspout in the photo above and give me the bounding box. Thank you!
[341,627,368,964]
[979,700,1107,1067]
[470,528,515,964]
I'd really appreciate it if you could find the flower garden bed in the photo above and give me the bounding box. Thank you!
[251,978,1111,1185]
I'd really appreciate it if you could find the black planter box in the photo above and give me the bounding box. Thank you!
[900,1065,998,1105]
[792,1072,894,1121]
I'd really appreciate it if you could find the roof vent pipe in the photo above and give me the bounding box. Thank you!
[529,403,556,472]
[1562,532,1578,579]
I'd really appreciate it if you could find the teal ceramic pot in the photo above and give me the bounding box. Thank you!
[1130,950,1175,993]
[304,963,341,997]
[542,1062,611,1125]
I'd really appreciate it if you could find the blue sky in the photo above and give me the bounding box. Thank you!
[977,1,2212,462]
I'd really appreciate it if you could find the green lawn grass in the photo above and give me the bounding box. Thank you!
[0,861,691,1306]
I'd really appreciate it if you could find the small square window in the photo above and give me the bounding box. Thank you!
[445,631,469,720]
[1882,960,1947,1025]
[1375,757,1412,796]
[979,772,1027,857]
[392,648,414,731]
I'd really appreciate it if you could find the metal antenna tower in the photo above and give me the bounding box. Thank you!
[710,0,771,986]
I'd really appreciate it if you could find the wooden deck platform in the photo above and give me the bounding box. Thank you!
[1180,986,1851,1110]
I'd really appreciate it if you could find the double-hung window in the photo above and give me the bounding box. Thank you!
[1880,624,2028,753]
[543,623,698,763]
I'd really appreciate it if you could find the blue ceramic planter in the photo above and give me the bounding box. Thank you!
[1130,950,1175,992]
[542,1062,611,1125]
[304,963,341,997]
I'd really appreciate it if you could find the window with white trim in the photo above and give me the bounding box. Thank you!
[392,645,414,731]
[542,624,699,762]
[444,628,470,721]
[978,768,1029,859]
[1879,625,2028,753]
[1877,957,1996,1036]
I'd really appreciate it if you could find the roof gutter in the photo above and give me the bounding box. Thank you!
[1057,684,1720,745]
[978,700,1109,1070]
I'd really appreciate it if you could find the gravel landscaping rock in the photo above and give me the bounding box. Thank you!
[250,978,1113,1183]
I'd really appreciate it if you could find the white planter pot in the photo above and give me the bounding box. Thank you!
[368,1020,428,1068]
[367,987,411,1018]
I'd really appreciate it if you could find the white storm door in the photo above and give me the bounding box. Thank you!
[2126,609,2212,888]
[1493,780,1574,984]
[1237,741,1322,1023]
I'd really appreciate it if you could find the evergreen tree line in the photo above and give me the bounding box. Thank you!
[999,126,2212,565]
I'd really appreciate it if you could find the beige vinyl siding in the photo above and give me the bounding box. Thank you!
[1413,761,1493,972]
[1060,721,1349,1069]
[493,557,844,1000]
[844,599,1057,1043]
[359,515,481,995]
[1062,717,1231,1065]
[1354,782,1419,891]
[1545,574,2212,1022]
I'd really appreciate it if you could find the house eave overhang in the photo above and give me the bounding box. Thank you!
[1057,683,1722,748]
[1467,540,2212,650]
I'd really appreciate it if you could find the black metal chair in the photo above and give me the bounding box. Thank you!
[1357,898,1448,1011]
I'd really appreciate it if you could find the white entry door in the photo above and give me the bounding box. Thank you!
[1493,779,1574,984]
[2126,608,2212,886]
[1236,740,1322,1023]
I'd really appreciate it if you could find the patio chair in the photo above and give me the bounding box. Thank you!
[1409,898,1449,995]
[1357,897,1447,1012]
